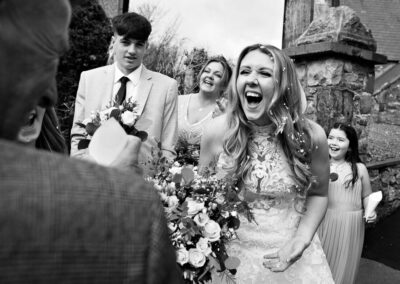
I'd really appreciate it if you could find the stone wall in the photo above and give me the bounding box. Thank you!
[295,56,374,158]
[285,4,400,219]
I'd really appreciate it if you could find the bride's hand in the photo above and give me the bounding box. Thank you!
[263,236,309,272]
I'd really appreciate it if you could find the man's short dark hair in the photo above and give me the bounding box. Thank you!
[112,12,152,41]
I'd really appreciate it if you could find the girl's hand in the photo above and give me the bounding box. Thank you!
[365,211,377,223]
[262,236,309,272]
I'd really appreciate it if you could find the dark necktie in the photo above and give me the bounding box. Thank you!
[115,76,129,105]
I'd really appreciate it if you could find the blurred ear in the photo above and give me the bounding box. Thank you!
[17,107,46,145]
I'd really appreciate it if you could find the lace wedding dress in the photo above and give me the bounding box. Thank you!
[214,124,333,284]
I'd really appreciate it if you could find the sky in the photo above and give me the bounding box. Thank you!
[129,0,285,61]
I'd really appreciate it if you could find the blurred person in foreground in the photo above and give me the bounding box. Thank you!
[0,0,182,283]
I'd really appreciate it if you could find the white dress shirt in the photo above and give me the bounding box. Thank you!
[113,63,143,103]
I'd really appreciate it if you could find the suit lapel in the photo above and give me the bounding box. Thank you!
[100,65,115,108]
[135,66,153,116]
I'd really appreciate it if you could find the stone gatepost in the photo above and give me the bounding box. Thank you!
[284,6,386,158]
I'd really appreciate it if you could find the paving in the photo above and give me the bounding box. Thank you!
[356,258,400,284]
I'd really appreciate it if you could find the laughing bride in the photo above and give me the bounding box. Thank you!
[200,44,333,283]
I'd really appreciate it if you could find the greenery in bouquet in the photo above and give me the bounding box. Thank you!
[75,98,148,150]
[146,159,254,283]
[175,139,200,166]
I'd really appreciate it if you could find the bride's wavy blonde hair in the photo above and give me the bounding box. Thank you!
[223,44,313,192]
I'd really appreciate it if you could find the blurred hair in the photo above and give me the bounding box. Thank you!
[198,56,233,96]
[35,107,68,154]
[223,44,313,193]
[0,0,71,140]
[330,122,362,188]
[112,12,151,41]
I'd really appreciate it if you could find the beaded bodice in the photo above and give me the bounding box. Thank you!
[218,124,298,194]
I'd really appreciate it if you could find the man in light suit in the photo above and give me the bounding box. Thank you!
[0,1,182,283]
[71,12,178,168]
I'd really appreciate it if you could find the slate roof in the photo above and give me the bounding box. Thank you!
[340,0,400,61]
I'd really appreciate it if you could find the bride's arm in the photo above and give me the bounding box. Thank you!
[264,120,329,271]
[199,115,226,171]
[294,120,329,243]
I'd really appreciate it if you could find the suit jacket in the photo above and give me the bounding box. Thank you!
[0,139,183,284]
[70,64,178,167]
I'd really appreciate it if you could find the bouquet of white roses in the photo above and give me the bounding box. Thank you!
[75,98,148,150]
[146,158,254,283]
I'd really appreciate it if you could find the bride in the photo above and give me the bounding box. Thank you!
[200,44,333,283]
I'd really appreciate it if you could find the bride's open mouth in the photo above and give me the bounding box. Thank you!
[245,91,263,107]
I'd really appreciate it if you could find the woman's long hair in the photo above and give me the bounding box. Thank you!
[35,107,68,154]
[330,122,362,188]
[223,44,313,193]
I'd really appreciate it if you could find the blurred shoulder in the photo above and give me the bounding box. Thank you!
[305,119,327,143]
[0,140,159,205]
[204,113,228,139]
[145,68,177,84]
[81,64,112,77]
[357,162,369,177]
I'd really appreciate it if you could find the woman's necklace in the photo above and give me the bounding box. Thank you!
[329,160,347,182]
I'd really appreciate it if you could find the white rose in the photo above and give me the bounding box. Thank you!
[203,220,221,242]
[221,210,229,218]
[215,192,225,204]
[159,192,168,202]
[196,237,212,256]
[188,248,206,268]
[169,166,182,175]
[121,110,137,126]
[186,198,205,217]
[168,222,177,232]
[167,182,176,191]
[176,248,189,265]
[167,195,179,208]
[193,212,210,227]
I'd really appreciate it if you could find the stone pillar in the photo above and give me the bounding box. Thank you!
[283,0,340,48]
[284,6,386,158]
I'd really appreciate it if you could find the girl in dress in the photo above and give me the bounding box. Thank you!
[177,56,232,164]
[200,44,333,283]
[318,123,377,284]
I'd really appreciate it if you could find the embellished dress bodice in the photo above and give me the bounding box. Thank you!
[213,125,333,284]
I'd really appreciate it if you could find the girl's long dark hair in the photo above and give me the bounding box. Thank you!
[35,107,68,154]
[331,122,362,188]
